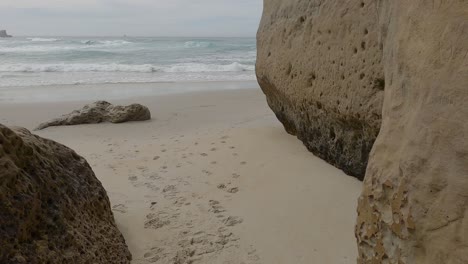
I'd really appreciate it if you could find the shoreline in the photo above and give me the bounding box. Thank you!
[0,80,259,104]
[0,87,361,263]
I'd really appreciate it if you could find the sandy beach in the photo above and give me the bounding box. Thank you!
[0,82,362,264]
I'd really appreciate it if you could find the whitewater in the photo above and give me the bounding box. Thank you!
[0,37,256,87]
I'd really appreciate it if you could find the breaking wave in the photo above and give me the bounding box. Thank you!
[183,41,213,48]
[0,62,254,73]
[28,38,60,42]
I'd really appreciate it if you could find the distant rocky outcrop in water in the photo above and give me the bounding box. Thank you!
[0,124,131,263]
[0,30,12,38]
[36,101,151,130]
[257,0,468,263]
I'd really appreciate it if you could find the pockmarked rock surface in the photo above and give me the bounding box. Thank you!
[256,0,385,179]
[36,101,151,130]
[0,124,132,263]
[258,0,468,262]
[356,1,468,263]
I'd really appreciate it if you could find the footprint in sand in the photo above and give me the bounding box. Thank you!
[232,173,241,179]
[223,216,243,227]
[173,197,188,207]
[112,204,127,213]
[209,200,226,214]
[143,247,163,263]
[144,213,171,229]
[128,175,138,182]
[145,172,161,180]
[227,187,239,194]
[172,248,196,264]
[137,166,148,172]
[203,170,213,176]
[210,147,217,151]
[153,156,160,160]
[163,185,177,193]
[217,184,226,189]
[248,247,261,262]
[240,161,247,165]
[200,153,208,157]
[143,182,160,192]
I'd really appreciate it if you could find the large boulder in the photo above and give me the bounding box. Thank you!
[256,0,385,179]
[36,101,151,130]
[0,124,132,263]
[355,1,468,263]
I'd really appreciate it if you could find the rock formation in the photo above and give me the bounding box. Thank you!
[0,30,12,38]
[355,1,468,263]
[256,0,384,180]
[258,0,468,263]
[0,124,131,263]
[36,101,151,130]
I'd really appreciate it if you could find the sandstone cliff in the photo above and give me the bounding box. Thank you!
[0,124,131,263]
[258,0,468,263]
[257,0,385,179]
[355,1,468,263]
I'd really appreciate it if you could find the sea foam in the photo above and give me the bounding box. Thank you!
[28,38,60,42]
[183,41,212,48]
[0,62,254,73]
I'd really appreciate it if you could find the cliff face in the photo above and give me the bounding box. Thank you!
[0,124,131,263]
[356,1,468,263]
[257,0,468,263]
[256,0,384,180]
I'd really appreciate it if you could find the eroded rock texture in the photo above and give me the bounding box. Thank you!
[257,0,385,179]
[356,1,468,263]
[36,101,151,130]
[0,124,131,263]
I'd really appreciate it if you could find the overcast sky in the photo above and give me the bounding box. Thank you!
[0,0,263,37]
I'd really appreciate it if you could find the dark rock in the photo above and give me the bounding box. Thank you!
[0,30,12,38]
[35,101,151,130]
[0,124,132,263]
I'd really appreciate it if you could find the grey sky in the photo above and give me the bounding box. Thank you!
[0,0,263,37]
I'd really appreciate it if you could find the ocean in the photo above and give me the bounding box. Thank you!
[0,37,256,87]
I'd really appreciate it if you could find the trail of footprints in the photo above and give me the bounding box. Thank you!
[119,133,259,264]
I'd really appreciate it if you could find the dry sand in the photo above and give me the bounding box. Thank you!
[0,85,362,264]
